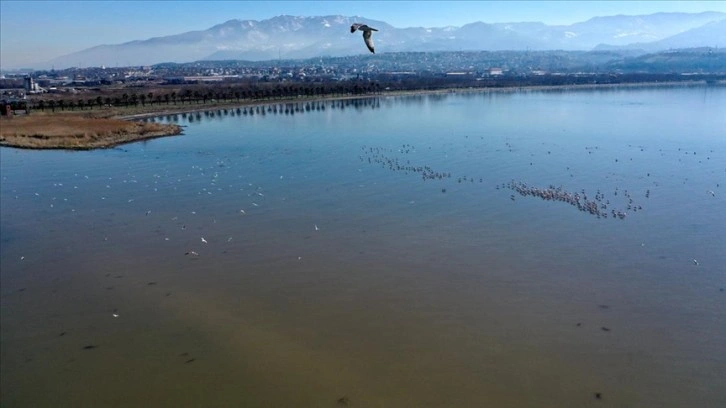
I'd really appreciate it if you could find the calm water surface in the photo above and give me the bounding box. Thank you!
[1,86,725,407]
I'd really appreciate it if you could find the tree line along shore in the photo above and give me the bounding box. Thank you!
[1,74,723,150]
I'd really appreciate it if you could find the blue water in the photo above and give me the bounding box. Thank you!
[1,85,725,407]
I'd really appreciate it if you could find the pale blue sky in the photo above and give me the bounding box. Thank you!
[2,1,725,68]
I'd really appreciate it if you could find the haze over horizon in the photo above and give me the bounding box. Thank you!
[2,0,725,69]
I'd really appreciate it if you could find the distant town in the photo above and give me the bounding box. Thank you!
[2,48,724,114]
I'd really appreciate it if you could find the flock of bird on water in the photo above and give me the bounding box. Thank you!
[359,143,650,221]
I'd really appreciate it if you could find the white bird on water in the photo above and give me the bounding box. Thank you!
[350,23,378,53]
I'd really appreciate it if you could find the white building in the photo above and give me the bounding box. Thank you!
[23,76,44,93]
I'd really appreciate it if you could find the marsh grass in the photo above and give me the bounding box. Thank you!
[0,114,181,149]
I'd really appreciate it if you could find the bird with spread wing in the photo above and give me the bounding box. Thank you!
[350,23,378,53]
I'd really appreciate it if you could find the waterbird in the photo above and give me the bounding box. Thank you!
[350,23,378,53]
[201,237,208,244]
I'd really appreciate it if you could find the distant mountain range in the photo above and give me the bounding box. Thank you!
[38,12,726,69]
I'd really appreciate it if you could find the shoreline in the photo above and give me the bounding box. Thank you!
[1,80,721,150]
[118,79,720,120]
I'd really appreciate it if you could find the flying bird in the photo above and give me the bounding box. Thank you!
[350,23,378,53]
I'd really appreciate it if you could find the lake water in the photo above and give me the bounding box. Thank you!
[1,85,725,407]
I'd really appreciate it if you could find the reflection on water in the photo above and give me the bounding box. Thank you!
[1,86,725,407]
[141,97,384,125]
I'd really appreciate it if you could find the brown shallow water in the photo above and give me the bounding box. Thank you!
[2,87,725,407]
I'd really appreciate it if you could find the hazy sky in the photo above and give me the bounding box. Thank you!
[2,1,725,68]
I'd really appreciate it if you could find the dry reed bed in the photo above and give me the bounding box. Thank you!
[0,115,182,149]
